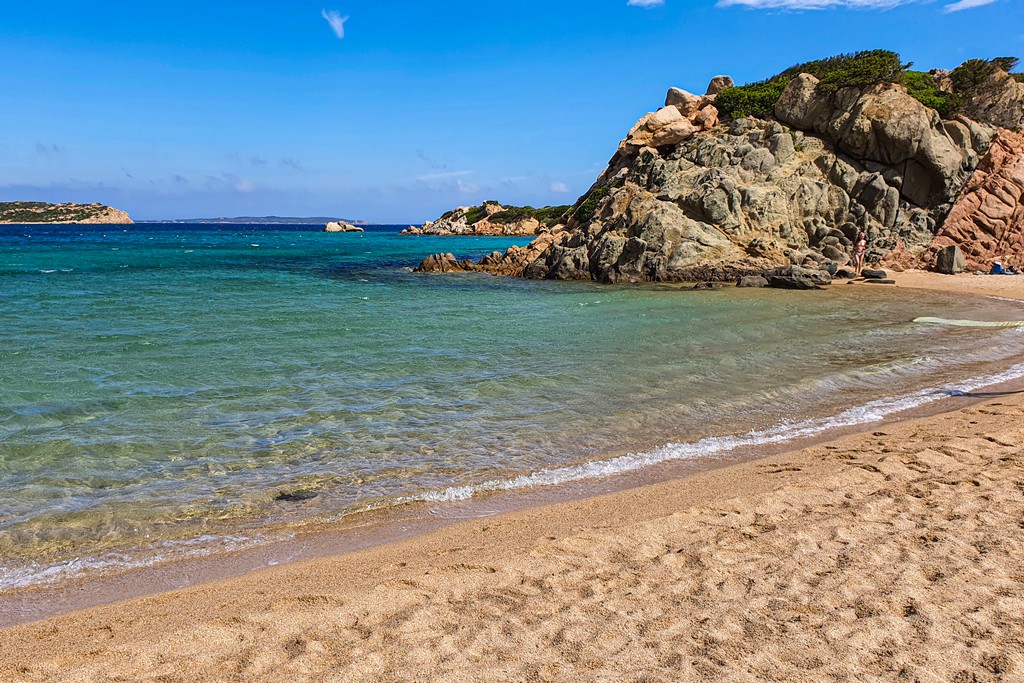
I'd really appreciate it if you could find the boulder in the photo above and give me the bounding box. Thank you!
[736,275,769,287]
[414,253,474,273]
[325,221,364,233]
[862,269,888,280]
[766,265,832,290]
[705,75,734,96]
[834,268,858,279]
[665,88,705,117]
[934,244,966,274]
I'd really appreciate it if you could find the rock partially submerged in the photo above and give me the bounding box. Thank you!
[325,221,364,233]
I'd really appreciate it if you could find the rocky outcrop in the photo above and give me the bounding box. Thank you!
[923,129,1024,271]
[403,203,552,237]
[0,202,133,224]
[325,221,364,232]
[415,232,566,276]
[417,69,1019,283]
[774,76,989,211]
[619,86,721,156]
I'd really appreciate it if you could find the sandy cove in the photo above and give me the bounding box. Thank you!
[1,271,1023,682]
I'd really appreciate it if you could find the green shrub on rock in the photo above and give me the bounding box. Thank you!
[901,71,954,117]
[490,205,572,227]
[716,50,910,121]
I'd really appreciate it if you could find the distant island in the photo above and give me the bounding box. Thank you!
[0,202,133,224]
[141,216,368,225]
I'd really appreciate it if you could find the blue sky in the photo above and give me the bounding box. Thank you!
[0,0,1020,222]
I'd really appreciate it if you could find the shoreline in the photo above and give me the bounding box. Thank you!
[1,385,1023,679]
[0,270,1022,614]
[1,269,1023,678]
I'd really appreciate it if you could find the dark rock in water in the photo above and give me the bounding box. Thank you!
[834,268,858,279]
[863,278,897,284]
[736,275,769,288]
[275,490,318,503]
[934,244,966,274]
[766,265,832,290]
[690,281,723,290]
[862,269,888,280]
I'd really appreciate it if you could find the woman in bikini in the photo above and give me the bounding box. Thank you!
[853,231,867,276]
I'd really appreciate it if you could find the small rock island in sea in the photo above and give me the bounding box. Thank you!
[415,51,1024,287]
[0,201,133,224]
[402,202,571,237]
[324,221,364,232]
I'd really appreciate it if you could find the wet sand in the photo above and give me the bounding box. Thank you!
[1,270,1023,681]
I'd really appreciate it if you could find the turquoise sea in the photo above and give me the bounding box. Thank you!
[2,223,1024,590]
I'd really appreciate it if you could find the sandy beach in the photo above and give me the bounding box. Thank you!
[1,271,1023,682]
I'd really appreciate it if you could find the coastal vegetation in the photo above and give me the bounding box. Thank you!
[0,201,132,224]
[439,202,571,228]
[567,182,622,224]
[715,51,1021,121]
[715,50,909,119]
[489,204,572,228]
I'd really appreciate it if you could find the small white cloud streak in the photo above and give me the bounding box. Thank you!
[943,0,996,11]
[718,0,911,8]
[321,9,349,39]
[627,0,665,6]
[416,170,474,181]
[550,182,571,193]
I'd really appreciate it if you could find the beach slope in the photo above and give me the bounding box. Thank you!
[1,391,1022,681]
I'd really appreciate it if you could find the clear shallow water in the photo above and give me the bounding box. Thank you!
[2,223,1023,590]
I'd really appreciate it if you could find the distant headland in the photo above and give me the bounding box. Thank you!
[0,202,133,224]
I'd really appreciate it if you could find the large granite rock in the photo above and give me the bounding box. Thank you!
[775,75,986,210]
[416,72,1007,283]
[924,129,1024,272]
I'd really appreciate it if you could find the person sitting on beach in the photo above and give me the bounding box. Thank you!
[991,259,1006,275]
[852,231,867,276]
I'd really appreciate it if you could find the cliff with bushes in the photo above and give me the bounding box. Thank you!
[417,51,1024,282]
[0,202,133,224]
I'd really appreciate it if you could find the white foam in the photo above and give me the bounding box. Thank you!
[0,533,280,592]
[411,361,1024,504]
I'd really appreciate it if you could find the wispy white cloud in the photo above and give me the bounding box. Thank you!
[627,0,665,6]
[321,9,349,39]
[943,0,996,11]
[718,0,911,8]
[550,181,571,193]
[416,170,474,181]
